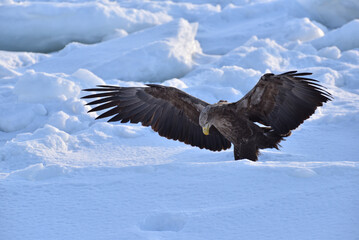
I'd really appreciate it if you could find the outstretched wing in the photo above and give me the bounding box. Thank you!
[234,71,332,134]
[82,84,231,151]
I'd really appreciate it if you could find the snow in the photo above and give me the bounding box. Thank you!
[29,18,201,82]
[297,0,359,28]
[196,1,325,54]
[0,1,172,52]
[312,19,359,51]
[1,0,359,239]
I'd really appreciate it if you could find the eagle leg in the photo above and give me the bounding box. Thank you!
[234,143,258,161]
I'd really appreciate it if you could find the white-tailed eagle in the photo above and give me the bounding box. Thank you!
[82,71,332,161]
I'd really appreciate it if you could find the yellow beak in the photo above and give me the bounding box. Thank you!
[202,124,210,135]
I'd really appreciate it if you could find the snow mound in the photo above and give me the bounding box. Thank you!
[30,19,201,82]
[297,0,359,28]
[217,37,289,72]
[181,66,260,103]
[197,1,324,54]
[0,125,75,170]
[312,20,359,51]
[118,0,220,22]
[14,70,80,103]
[0,51,45,78]
[0,103,47,132]
[70,68,105,89]
[318,46,341,59]
[0,1,172,52]
[48,111,85,134]
[7,163,70,181]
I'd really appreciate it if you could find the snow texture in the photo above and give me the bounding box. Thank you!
[1,0,359,240]
[0,1,172,52]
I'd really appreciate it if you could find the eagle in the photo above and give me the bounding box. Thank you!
[82,71,332,161]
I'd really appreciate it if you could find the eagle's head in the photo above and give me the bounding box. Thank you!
[199,106,211,135]
[199,101,228,135]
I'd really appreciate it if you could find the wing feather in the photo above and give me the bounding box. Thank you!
[96,106,121,119]
[82,85,231,151]
[235,71,332,134]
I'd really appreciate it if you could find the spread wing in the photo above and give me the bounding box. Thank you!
[82,84,231,151]
[234,71,332,134]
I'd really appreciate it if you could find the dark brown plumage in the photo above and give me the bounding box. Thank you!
[82,71,332,161]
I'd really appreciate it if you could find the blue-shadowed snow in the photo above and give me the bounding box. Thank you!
[297,0,359,28]
[1,0,358,240]
[28,19,201,82]
[0,1,172,52]
[311,19,359,51]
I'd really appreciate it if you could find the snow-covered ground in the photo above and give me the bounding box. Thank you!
[1,0,359,239]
